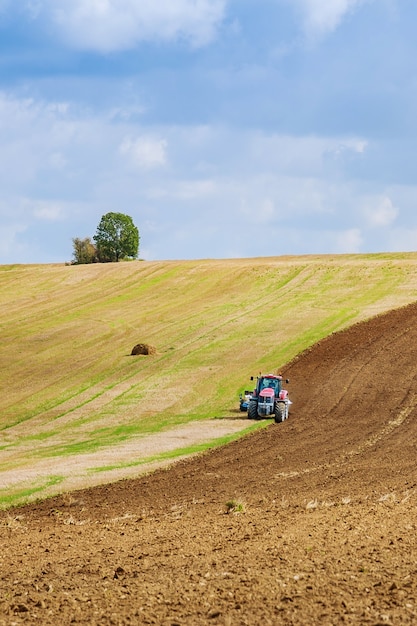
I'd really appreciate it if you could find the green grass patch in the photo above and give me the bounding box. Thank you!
[0,475,64,510]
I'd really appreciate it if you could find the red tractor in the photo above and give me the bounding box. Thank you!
[247,374,290,423]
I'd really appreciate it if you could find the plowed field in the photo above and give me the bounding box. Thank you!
[1,301,417,625]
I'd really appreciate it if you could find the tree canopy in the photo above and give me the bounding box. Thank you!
[93,212,139,262]
[71,237,97,264]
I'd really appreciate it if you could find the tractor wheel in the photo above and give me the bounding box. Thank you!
[274,402,285,423]
[248,400,259,420]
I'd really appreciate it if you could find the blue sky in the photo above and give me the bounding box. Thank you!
[1,0,417,263]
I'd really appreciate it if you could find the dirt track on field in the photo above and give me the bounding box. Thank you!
[0,419,254,492]
[2,301,417,625]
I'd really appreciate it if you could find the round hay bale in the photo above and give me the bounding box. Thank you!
[131,343,157,356]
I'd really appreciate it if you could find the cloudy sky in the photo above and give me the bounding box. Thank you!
[1,0,417,263]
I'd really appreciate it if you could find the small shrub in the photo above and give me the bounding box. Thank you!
[225,499,245,514]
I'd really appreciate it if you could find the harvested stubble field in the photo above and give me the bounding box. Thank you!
[1,254,417,625]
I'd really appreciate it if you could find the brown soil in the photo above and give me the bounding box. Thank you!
[2,301,417,625]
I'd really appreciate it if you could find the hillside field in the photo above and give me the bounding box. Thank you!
[1,253,417,506]
[1,253,417,625]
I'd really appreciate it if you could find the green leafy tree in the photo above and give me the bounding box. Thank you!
[71,237,97,264]
[93,212,139,262]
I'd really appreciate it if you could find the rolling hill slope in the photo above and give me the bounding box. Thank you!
[1,254,417,504]
[1,288,417,624]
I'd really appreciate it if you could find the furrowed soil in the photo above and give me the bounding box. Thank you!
[1,301,417,625]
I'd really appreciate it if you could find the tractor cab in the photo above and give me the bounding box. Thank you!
[259,376,281,394]
[252,374,287,397]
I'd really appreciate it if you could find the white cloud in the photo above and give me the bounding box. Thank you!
[33,201,66,221]
[24,0,43,19]
[291,0,368,37]
[332,139,368,157]
[257,198,276,223]
[0,223,27,257]
[0,89,414,263]
[108,104,146,123]
[145,178,217,201]
[363,196,399,228]
[34,0,227,52]
[0,93,87,189]
[48,152,67,170]
[335,228,363,252]
[120,136,168,169]
[386,227,417,253]
[174,179,217,200]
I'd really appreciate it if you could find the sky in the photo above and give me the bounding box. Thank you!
[1,0,417,263]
